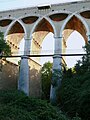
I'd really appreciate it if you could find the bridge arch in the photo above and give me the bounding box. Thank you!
[4,19,26,38]
[30,16,55,37]
[60,13,89,41]
[1,0,90,104]
[3,19,27,60]
[29,17,55,63]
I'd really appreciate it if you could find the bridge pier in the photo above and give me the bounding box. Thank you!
[50,36,62,105]
[18,37,31,95]
[18,56,29,95]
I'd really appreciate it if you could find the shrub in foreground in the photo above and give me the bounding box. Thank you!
[0,90,70,120]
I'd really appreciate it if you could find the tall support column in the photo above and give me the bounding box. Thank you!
[50,36,62,105]
[18,37,31,95]
[18,56,29,95]
[88,35,90,43]
[87,35,90,65]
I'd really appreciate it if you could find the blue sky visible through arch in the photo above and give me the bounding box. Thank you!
[40,31,85,68]
[40,32,54,65]
[65,31,85,68]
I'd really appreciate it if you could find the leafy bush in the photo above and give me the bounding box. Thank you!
[59,44,90,120]
[60,71,90,120]
[0,31,11,56]
[41,62,52,100]
[0,90,70,120]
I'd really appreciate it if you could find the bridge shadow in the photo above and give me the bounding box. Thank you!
[29,67,41,98]
[0,59,19,90]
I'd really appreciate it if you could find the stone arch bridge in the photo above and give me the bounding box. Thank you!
[0,0,90,104]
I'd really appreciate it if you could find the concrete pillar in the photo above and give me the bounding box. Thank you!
[50,36,62,105]
[87,35,90,65]
[88,35,90,44]
[18,37,31,95]
[24,38,31,55]
[18,56,29,95]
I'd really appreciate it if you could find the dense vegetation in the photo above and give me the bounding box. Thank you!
[0,31,89,119]
[41,44,90,120]
[0,90,80,120]
[59,44,90,120]
[60,70,90,120]
[41,62,52,100]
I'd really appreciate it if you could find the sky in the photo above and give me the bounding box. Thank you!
[0,0,84,11]
[0,0,86,68]
[41,31,85,68]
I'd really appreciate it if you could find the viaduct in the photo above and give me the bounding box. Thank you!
[0,0,90,104]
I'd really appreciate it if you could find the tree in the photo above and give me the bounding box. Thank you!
[41,62,53,100]
[0,31,11,56]
[0,31,11,71]
[59,44,90,120]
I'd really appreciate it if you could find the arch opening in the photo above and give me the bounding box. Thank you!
[6,21,25,64]
[64,15,88,43]
[62,15,87,68]
[31,18,54,64]
[0,21,25,91]
[0,19,12,27]
[29,18,54,97]
[40,32,54,65]
[65,31,85,68]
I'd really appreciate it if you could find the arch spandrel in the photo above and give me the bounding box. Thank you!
[80,10,90,19]
[5,21,25,56]
[49,13,68,22]
[0,19,12,27]
[22,16,39,24]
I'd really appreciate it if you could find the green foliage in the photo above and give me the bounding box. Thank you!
[41,62,53,100]
[59,44,90,120]
[0,31,11,56]
[0,90,71,120]
[60,57,90,120]
[74,44,90,74]
[60,69,90,120]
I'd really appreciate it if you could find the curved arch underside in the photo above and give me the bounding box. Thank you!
[8,21,24,35]
[32,18,54,49]
[34,18,54,32]
[31,18,54,62]
[6,21,25,54]
[64,15,88,43]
